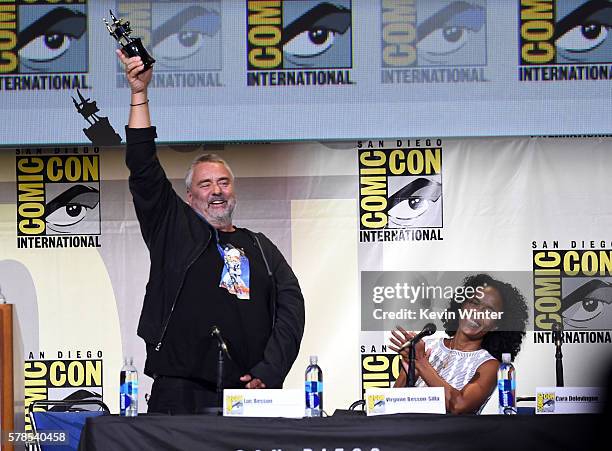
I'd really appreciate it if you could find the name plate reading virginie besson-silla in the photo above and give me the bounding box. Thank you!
[365,387,445,416]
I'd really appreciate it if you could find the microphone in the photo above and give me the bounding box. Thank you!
[399,323,437,352]
[210,325,232,360]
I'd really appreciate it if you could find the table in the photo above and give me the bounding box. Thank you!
[78,411,604,451]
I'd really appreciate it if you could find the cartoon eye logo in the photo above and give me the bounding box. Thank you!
[47,205,88,228]
[401,197,431,219]
[232,400,243,409]
[416,1,485,58]
[155,32,204,60]
[561,280,612,330]
[284,27,337,57]
[562,296,605,324]
[152,6,220,64]
[17,7,86,63]
[20,34,72,61]
[556,23,608,52]
[387,178,442,225]
[45,185,100,234]
[553,1,612,58]
[540,398,555,412]
[418,26,472,55]
[282,2,351,64]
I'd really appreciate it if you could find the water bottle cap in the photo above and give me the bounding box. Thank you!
[309,355,318,365]
[502,353,511,363]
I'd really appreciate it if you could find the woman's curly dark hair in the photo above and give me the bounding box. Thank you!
[442,274,528,362]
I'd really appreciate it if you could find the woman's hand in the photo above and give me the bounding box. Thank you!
[414,337,431,363]
[388,326,414,357]
[389,326,430,360]
[389,326,431,383]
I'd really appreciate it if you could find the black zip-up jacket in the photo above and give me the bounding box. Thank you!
[125,126,305,388]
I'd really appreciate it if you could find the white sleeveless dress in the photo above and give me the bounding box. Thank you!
[415,337,497,413]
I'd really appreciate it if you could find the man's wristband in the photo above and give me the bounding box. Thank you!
[130,99,149,107]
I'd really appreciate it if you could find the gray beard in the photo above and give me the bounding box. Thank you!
[203,204,235,230]
[191,200,235,229]
[208,212,232,229]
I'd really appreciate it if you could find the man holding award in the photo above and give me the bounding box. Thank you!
[112,18,305,414]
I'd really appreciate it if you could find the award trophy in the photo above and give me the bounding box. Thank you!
[103,10,155,72]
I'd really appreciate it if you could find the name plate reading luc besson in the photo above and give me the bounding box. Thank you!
[223,389,304,418]
[365,387,445,416]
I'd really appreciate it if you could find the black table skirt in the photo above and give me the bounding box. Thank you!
[78,411,604,451]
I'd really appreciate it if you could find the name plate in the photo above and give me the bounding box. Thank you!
[535,387,603,414]
[223,389,304,418]
[365,387,445,416]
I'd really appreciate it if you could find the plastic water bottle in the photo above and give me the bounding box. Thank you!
[305,355,323,417]
[120,357,138,417]
[498,353,516,414]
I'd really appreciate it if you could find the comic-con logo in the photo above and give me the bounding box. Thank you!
[358,140,443,243]
[24,358,103,433]
[0,0,89,90]
[0,0,88,74]
[225,394,245,415]
[246,0,354,86]
[116,0,222,88]
[16,152,101,248]
[537,391,556,413]
[519,0,612,81]
[367,394,386,413]
[381,0,487,84]
[532,247,612,343]
[361,353,402,395]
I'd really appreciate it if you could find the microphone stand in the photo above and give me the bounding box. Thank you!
[399,324,436,387]
[553,324,564,387]
[407,342,417,387]
[216,343,224,415]
[211,326,231,416]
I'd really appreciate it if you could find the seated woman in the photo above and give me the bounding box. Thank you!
[389,274,528,414]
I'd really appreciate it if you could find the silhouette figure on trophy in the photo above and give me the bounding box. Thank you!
[72,89,122,145]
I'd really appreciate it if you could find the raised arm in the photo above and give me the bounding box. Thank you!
[116,49,152,128]
[116,50,177,246]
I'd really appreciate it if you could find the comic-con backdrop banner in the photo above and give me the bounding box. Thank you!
[1,0,612,145]
[0,135,610,427]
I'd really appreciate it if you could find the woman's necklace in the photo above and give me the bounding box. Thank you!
[440,338,455,370]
